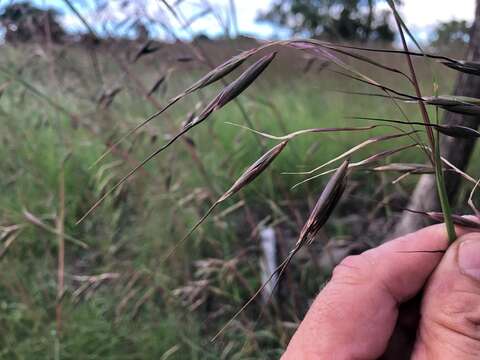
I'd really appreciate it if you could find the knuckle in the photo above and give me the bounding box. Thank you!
[332,253,373,286]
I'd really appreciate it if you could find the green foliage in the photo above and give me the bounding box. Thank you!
[0,2,66,43]
[0,41,466,358]
[257,0,401,42]
[431,20,471,48]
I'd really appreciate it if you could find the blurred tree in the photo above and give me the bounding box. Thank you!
[431,20,471,48]
[0,2,66,44]
[257,0,401,42]
[134,22,150,43]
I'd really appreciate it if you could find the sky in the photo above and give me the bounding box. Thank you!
[381,0,476,41]
[184,0,477,40]
[6,0,478,41]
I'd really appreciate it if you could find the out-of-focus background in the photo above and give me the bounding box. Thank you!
[0,0,478,358]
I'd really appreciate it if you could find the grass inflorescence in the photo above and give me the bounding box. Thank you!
[1,5,480,357]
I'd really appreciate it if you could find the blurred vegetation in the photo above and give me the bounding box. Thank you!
[0,2,66,44]
[1,38,472,358]
[257,0,402,42]
[431,20,471,49]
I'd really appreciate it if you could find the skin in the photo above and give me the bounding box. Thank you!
[282,224,480,359]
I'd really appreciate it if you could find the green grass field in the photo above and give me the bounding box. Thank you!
[0,41,476,359]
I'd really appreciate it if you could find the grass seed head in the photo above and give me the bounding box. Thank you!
[219,140,288,202]
[435,125,480,139]
[147,75,166,96]
[442,60,480,76]
[297,159,349,246]
[404,209,480,230]
[424,96,480,116]
[427,212,480,230]
[132,40,162,62]
[373,163,434,174]
[186,53,249,94]
[188,52,277,128]
[215,52,277,110]
[357,144,417,168]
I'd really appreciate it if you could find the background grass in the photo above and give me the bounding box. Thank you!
[0,39,477,359]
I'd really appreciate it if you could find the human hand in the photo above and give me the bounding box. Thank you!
[282,224,480,359]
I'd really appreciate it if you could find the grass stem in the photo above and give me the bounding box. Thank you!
[389,0,456,243]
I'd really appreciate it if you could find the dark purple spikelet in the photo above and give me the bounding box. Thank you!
[297,159,349,246]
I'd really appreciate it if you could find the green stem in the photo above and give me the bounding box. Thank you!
[388,0,456,244]
[434,131,457,243]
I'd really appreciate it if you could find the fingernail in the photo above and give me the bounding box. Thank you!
[459,235,480,280]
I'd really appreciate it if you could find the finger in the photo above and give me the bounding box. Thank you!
[282,224,473,360]
[412,232,480,359]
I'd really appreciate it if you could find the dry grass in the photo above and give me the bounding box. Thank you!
[1,3,479,357]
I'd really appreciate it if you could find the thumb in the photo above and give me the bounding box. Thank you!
[413,232,480,359]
